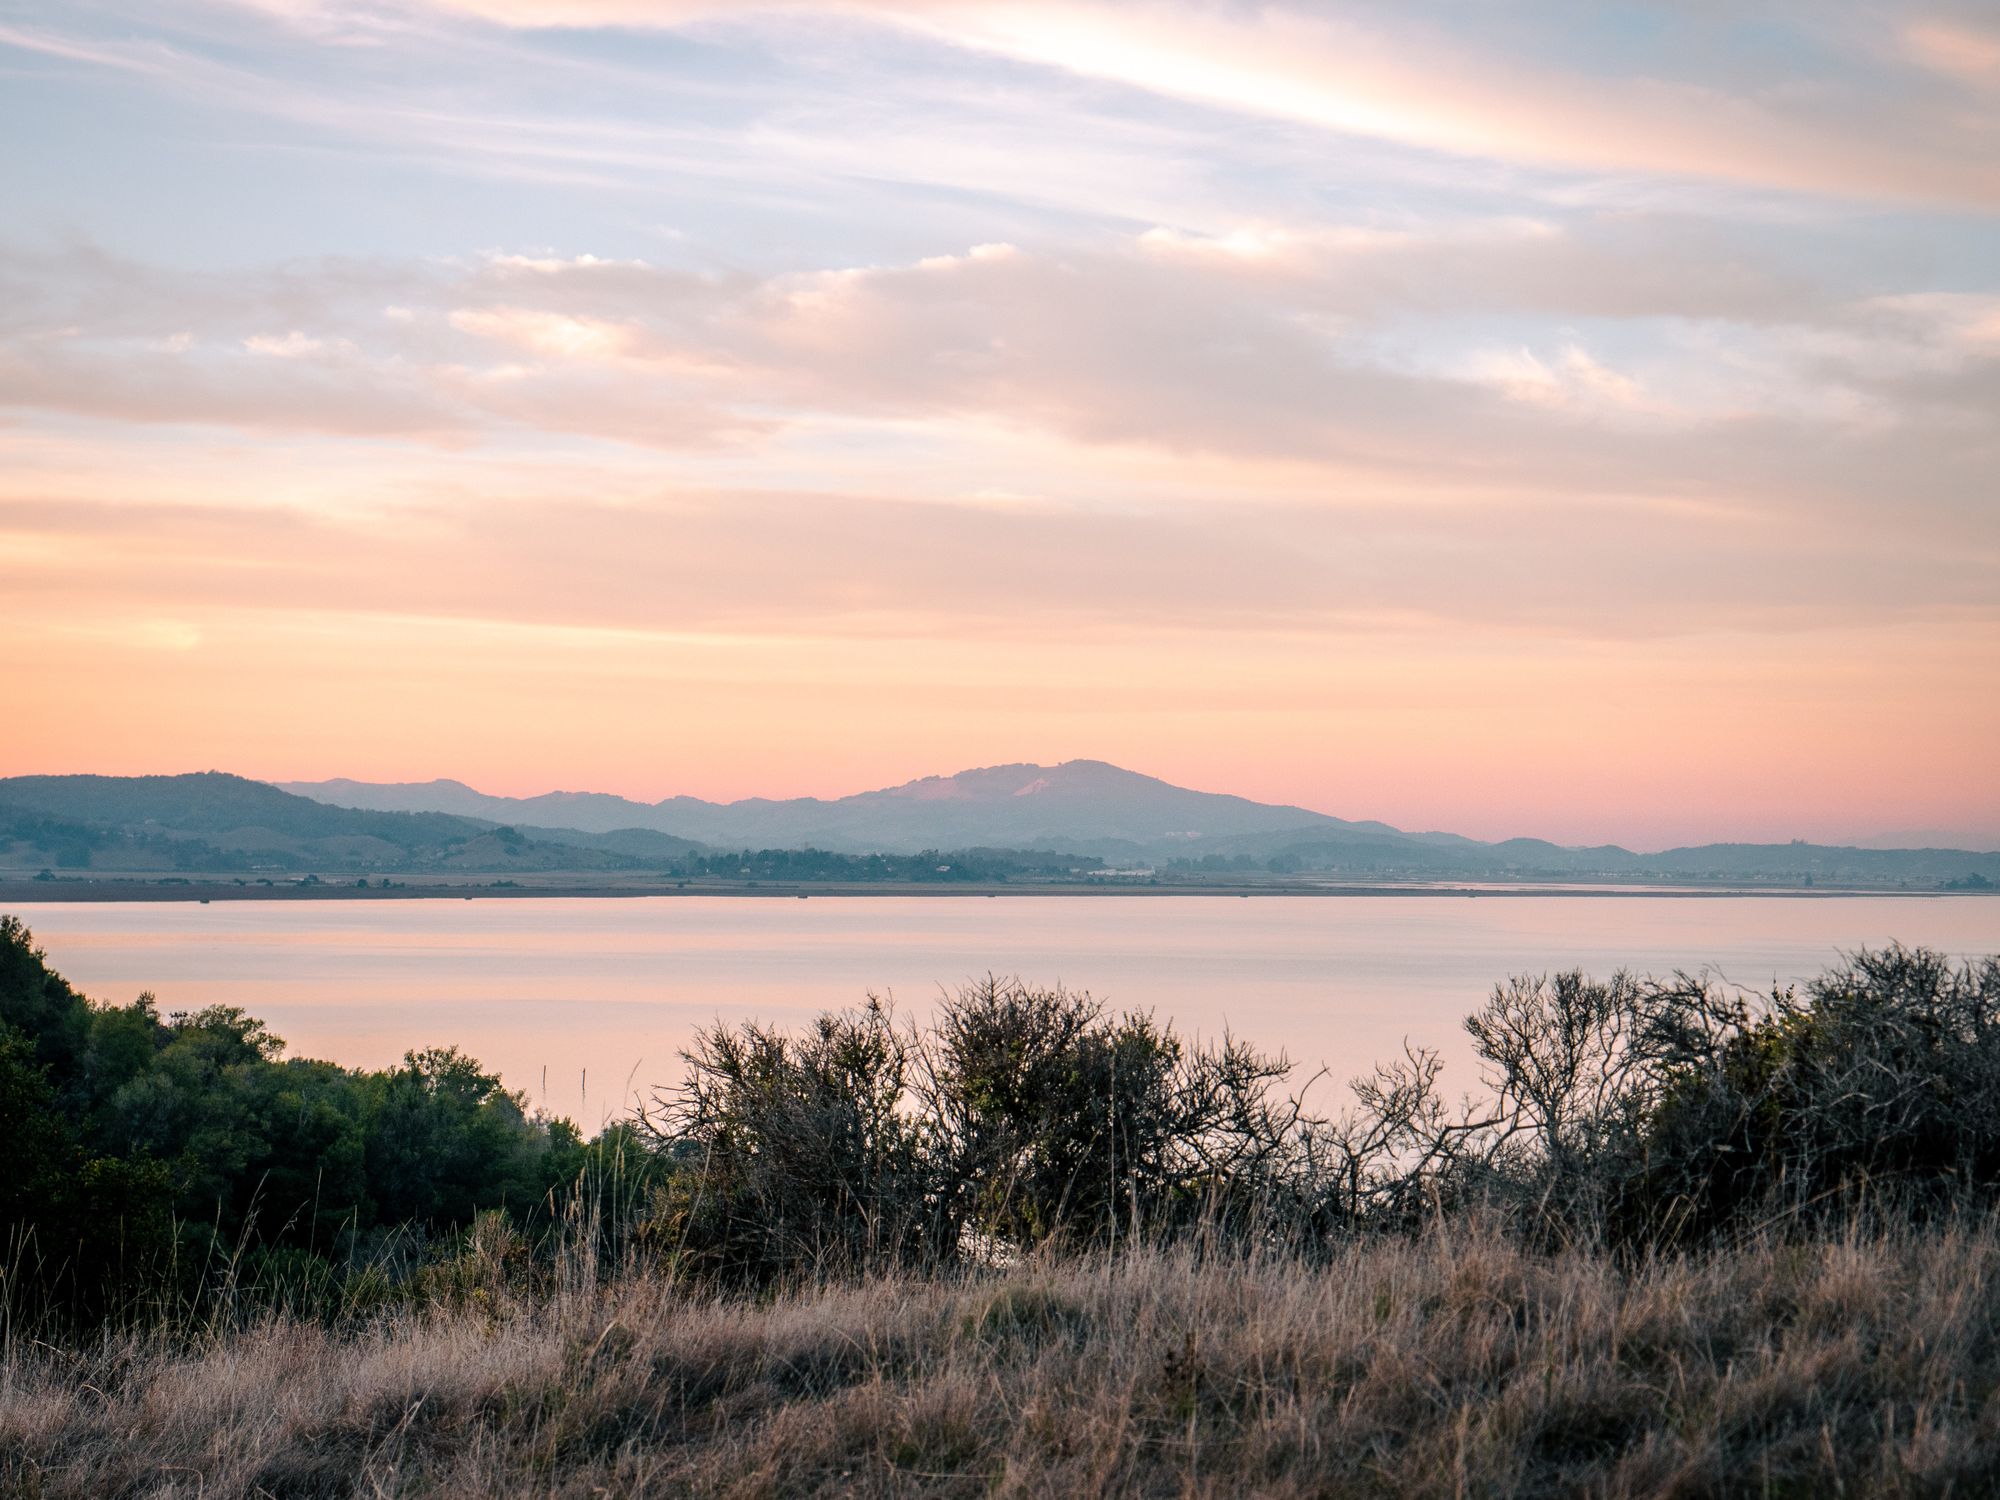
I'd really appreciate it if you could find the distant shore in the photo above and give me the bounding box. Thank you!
[1,876,1984,903]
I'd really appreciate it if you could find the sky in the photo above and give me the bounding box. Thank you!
[3,0,1998,850]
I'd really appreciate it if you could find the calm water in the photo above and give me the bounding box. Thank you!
[12,896,2000,1125]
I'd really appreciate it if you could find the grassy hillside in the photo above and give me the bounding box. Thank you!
[0,772,658,876]
[8,1225,2000,1497]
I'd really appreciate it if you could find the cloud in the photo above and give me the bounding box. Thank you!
[1905,18,2000,84]
[221,0,2000,208]
[448,307,643,360]
[0,339,461,439]
[244,330,332,357]
[1457,344,1653,417]
[0,217,1993,536]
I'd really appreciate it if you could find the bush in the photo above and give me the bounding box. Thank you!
[1324,946,2000,1249]
[1626,947,2000,1240]
[642,998,931,1283]
[0,917,592,1327]
[643,977,1319,1279]
[919,976,1301,1250]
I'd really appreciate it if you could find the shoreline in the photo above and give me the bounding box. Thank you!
[2,878,1987,903]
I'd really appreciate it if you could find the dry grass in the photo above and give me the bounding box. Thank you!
[9,1220,2000,1498]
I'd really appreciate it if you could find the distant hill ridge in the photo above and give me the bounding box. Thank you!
[280,761,1371,856]
[276,761,2000,884]
[0,766,1992,886]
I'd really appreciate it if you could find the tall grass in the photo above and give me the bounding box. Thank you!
[8,1216,2000,1497]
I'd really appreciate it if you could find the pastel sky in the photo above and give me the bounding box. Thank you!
[5,1,1998,849]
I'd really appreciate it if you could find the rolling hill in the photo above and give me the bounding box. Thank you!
[0,773,701,876]
[280,761,2000,887]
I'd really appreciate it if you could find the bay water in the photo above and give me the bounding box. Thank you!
[12,895,1998,1125]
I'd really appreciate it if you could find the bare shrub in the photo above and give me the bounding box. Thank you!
[635,951,2000,1279]
[639,997,933,1284]
[916,976,1306,1252]
[1335,947,2000,1249]
[638,978,1311,1280]
[1631,947,2000,1241]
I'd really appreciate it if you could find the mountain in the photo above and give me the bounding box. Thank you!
[279,762,2000,886]
[6,766,1991,889]
[279,761,1364,856]
[0,772,698,876]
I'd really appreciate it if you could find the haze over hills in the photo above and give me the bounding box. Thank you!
[279,761,1371,857]
[277,761,2000,887]
[0,765,1993,888]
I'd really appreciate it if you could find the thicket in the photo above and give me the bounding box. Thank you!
[0,916,630,1326]
[644,949,2000,1280]
[5,910,2000,1333]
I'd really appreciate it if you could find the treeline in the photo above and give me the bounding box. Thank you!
[0,798,504,876]
[0,916,628,1324]
[662,846,1089,883]
[7,910,2000,1332]
[0,806,196,872]
[1168,833,2000,887]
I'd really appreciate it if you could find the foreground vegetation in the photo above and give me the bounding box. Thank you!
[6,914,2000,1493]
[13,1221,2000,1497]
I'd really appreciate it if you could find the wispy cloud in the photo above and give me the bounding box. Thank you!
[1905,17,2000,85]
[5,225,1992,523]
[214,0,2000,207]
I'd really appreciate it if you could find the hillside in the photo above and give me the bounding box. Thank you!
[0,773,688,876]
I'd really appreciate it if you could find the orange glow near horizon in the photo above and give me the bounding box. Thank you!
[9,566,1997,847]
